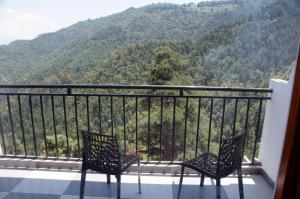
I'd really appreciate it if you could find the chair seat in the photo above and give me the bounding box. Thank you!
[121,154,139,171]
[183,152,223,178]
[85,154,138,174]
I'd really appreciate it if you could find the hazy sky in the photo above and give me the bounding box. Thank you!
[0,0,205,45]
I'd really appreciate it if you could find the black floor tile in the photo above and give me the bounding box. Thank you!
[0,178,22,192]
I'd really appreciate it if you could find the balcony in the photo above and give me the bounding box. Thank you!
[0,76,294,198]
[0,168,273,199]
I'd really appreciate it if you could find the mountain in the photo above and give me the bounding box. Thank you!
[0,0,299,87]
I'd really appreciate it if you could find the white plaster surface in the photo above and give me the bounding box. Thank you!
[258,66,296,186]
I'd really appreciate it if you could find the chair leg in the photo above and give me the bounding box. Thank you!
[177,166,185,199]
[200,174,205,186]
[138,159,141,193]
[117,175,121,199]
[216,179,221,199]
[238,169,244,199]
[107,174,111,184]
[80,169,87,199]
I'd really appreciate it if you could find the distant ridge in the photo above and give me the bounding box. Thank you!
[0,0,299,87]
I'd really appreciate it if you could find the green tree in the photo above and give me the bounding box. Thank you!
[126,46,197,161]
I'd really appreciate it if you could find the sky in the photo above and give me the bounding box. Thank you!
[0,0,204,45]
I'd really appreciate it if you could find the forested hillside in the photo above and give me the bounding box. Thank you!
[1,0,299,86]
[0,0,299,162]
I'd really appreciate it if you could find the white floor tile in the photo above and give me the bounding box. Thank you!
[25,170,77,180]
[0,168,31,178]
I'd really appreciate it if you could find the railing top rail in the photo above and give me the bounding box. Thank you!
[0,84,273,93]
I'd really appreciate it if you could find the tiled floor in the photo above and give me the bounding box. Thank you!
[0,168,273,199]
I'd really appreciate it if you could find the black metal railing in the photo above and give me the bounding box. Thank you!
[0,84,272,165]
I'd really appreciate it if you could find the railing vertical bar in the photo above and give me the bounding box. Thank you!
[39,95,48,157]
[98,96,102,135]
[86,96,90,131]
[171,97,176,162]
[242,99,251,161]
[195,98,201,157]
[7,95,16,156]
[252,99,263,164]
[63,96,70,159]
[110,96,114,135]
[183,98,189,161]
[0,115,7,155]
[159,97,163,162]
[18,95,27,156]
[123,96,126,153]
[232,98,238,136]
[219,99,226,147]
[135,97,138,156]
[207,98,214,152]
[29,95,38,157]
[51,96,59,158]
[147,97,151,162]
[74,96,80,158]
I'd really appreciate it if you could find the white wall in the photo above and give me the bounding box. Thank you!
[258,66,296,184]
[0,121,2,154]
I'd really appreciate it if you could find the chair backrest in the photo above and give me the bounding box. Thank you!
[81,131,120,172]
[218,133,245,177]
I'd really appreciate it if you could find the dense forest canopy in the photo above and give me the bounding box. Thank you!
[0,0,299,87]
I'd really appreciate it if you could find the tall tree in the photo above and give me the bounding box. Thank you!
[131,46,196,161]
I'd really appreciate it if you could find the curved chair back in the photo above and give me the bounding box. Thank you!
[218,133,245,177]
[81,131,120,173]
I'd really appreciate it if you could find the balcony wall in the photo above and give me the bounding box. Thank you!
[259,66,296,185]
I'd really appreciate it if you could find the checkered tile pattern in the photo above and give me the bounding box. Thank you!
[0,169,174,199]
[0,168,272,199]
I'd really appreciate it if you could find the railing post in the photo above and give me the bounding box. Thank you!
[179,89,184,96]
[0,115,4,155]
[0,119,2,155]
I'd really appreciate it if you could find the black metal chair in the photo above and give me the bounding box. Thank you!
[80,130,141,199]
[177,133,246,199]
